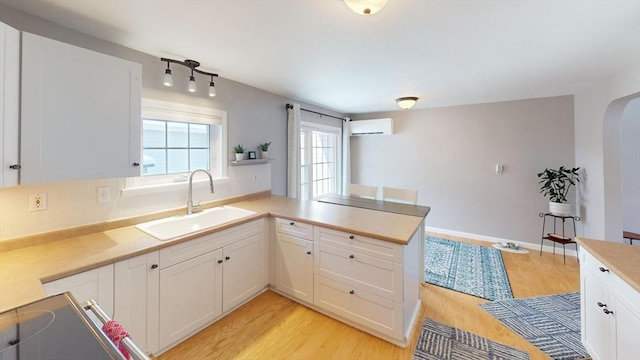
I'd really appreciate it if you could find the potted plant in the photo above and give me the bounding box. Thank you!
[234,144,245,161]
[537,166,581,216]
[258,142,271,159]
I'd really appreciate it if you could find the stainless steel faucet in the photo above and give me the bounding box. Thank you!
[187,169,214,214]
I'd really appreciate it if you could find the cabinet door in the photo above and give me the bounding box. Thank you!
[275,233,313,304]
[223,233,267,312]
[42,264,114,316]
[0,21,20,188]
[612,295,640,359]
[114,251,159,355]
[20,32,141,185]
[159,249,222,352]
[582,266,612,360]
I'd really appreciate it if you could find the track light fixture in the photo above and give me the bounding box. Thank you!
[161,58,218,96]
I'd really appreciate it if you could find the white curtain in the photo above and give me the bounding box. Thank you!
[287,103,301,198]
[341,118,351,195]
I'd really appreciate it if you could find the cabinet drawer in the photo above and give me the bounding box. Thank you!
[160,219,263,269]
[582,249,640,316]
[315,226,403,264]
[314,242,403,302]
[275,218,313,240]
[314,275,402,339]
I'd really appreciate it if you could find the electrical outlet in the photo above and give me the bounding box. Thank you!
[29,193,48,212]
[97,186,111,203]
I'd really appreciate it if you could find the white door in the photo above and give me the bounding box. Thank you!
[114,251,159,355]
[159,249,222,351]
[0,21,20,188]
[20,32,141,184]
[275,233,313,303]
[42,265,114,316]
[222,233,266,312]
[582,267,612,360]
[612,295,640,359]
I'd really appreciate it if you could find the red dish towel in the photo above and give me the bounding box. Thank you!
[102,320,131,359]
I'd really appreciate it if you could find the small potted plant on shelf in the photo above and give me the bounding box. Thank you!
[234,144,245,161]
[258,142,272,159]
[537,166,581,216]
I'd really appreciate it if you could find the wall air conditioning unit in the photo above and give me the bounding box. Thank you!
[350,118,394,136]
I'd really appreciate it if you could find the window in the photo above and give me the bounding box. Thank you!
[142,120,210,176]
[126,99,227,190]
[300,122,341,200]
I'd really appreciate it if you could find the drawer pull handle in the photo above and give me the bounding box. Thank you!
[290,222,295,226]
[597,302,607,308]
[132,162,140,167]
[349,290,355,295]
[150,264,158,269]
[306,251,311,255]
[218,259,223,264]
[349,235,355,240]
[349,254,355,259]
[599,267,609,273]
[603,309,614,315]
[225,256,231,261]
[9,164,21,170]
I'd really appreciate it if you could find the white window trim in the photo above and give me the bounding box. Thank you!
[300,121,342,200]
[123,99,228,197]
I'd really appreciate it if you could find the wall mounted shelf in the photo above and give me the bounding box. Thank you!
[230,159,271,166]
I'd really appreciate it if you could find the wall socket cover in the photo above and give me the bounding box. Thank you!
[97,186,111,203]
[29,193,48,211]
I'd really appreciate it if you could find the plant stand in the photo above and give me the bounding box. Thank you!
[539,212,580,264]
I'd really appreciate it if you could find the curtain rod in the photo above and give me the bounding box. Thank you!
[286,103,349,121]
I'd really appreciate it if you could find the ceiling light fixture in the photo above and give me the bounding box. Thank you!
[396,97,419,110]
[344,0,388,15]
[160,58,218,96]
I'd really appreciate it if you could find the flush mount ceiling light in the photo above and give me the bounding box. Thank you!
[396,97,419,109]
[161,58,218,97]
[344,0,388,15]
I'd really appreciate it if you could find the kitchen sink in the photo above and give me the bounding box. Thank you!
[135,206,257,241]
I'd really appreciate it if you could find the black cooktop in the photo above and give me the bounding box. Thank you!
[0,292,123,359]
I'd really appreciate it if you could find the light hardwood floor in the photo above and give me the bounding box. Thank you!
[157,231,580,360]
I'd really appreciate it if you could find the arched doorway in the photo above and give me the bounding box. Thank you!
[603,93,640,244]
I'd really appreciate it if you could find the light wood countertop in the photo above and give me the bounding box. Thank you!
[576,237,640,292]
[0,195,426,312]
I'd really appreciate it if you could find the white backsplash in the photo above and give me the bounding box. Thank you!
[0,164,271,240]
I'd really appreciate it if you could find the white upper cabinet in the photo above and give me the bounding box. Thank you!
[0,21,20,188]
[20,32,141,185]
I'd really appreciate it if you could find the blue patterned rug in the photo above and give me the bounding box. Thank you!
[413,318,529,360]
[479,292,589,360]
[424,236,513,301]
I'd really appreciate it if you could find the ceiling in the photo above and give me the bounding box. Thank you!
[1,0,639,114]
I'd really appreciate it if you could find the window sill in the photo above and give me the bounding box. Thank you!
[122,177,231,197]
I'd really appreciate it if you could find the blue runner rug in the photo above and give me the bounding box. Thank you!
[413,318,529,360]
[479,292,589,360]
[424,236,513,301]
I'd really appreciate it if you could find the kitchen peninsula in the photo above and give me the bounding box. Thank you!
[0,194,429,355]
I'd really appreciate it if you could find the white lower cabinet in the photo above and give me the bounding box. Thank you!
[273,219,422,347]
[114,251,160,355]
[222,233,267,312]
[580,247,640,360]
[157,219,267,353]
[42,264,114,316]
[275,219,314,304]
[159,248,222,352]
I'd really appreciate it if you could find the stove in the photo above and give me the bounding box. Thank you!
[0,292,128,359]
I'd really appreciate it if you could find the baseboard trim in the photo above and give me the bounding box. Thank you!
[424,226,578,258]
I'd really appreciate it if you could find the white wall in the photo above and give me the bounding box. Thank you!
[575,60,640,241]
[0,5,344,240]
[621,97,640,235]
[350,96,575,245]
